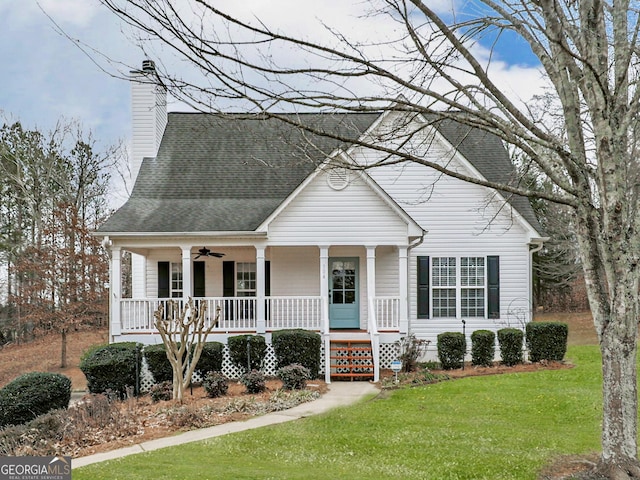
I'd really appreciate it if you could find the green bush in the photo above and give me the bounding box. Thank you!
[195,342,225,377]
[240,370,266,394]
[0,372,71,427]
[228,335,267,374]
[203,372,229,398]
[79,342,142,397]
[277,364,311,390]
[145,341,224,384]
[272,329,322,378]
[437,332,466,370]
[498,328,524,366]
[526,322,569,362]
[471,330,495,367]
[149,381,172,402]
[143,344,173,383]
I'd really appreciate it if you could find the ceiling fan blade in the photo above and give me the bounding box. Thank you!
[194,254,202,259]
[210,252,225,258]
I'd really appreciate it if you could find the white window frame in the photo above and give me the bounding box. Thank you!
[236,262,256,297]
[432,257,457,318]
[431,256,486,318]
[461,257,485,317]
[170,262,183,298]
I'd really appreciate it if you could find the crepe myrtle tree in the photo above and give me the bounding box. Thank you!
[153,298,220,403]
[98,1,640,476]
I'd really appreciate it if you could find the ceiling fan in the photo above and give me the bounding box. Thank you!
[194,247,225,259]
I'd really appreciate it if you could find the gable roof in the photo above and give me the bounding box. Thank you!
[98,112,541,235]
[99,113,378,233]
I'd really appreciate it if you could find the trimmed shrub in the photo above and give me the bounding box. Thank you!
[277,364,311,390]
[0,372,71,427]
[272,329,322,378]
[526,322,569,362]
[195,342,225,377]
[498,328,524,366]
[143,344,173,383]
[240,370,266,394]
[437,332,466,370]
[203,372,229,398]
[149,381,172,403]
[471,330,495,367]
[80,342,142,396]
[228,335,267,374]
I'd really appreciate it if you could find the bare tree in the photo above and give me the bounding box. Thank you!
[153,298,220,403]
[98,1,640,476]
[0,121,113,361]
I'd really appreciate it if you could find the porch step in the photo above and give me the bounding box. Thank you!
[329,339,374,381]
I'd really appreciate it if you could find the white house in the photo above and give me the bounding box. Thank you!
[96,61,545,383]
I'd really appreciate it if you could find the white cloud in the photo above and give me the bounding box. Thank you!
[1,0,101,28]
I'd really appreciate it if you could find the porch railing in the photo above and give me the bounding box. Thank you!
[121,297,257,333]
[374,296,400,330]
[119,295,398,334]
[266,296,323,330]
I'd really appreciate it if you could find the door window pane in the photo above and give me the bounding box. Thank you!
[331,259,357,305]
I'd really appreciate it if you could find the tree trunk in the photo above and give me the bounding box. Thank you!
[596,308,640,478]
[60,328,67,368]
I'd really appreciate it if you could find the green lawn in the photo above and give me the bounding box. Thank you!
[75,346,607,480]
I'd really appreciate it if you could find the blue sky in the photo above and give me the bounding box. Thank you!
[0,1,543,160]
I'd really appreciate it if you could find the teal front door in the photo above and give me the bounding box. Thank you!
[329,257,360,329]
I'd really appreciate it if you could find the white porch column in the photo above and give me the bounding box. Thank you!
[181,246,192,301]
[256,245,266,334]
[319,245,330,383]
[131,253,147,298]
[319,246,330,331]
[399,245,409,334]
[110,246,122,338]
[366,245,377,331]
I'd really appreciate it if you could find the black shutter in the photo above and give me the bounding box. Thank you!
[222,261,235,297]
[487,256,500,319]
[265,261,271,296]
[193,261,205,297]
[222,261,235,321]
[158,261,170,298]
[417,256,430,319]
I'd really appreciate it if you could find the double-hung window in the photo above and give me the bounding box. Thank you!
[236,262,256,297]
[170,262,183,298]
[420,256,498,319]
[461,257,485,317]
[432,257,457,317]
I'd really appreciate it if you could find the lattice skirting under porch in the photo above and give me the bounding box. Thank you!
[139,342,397,392]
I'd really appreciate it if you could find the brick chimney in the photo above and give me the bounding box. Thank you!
[130,60,167,183]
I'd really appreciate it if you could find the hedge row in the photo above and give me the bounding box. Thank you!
[436,322,568,369]
[81,329,323,395]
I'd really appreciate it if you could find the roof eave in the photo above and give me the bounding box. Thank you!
[93,230,267,239]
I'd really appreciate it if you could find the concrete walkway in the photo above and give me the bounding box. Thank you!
[73,381,380,469]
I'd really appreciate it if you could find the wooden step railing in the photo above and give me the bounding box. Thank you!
[329,339,374,381]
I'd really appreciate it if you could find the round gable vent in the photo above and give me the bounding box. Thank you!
[327,167,349,190]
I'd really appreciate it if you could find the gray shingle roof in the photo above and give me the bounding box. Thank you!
[98,112,541,235]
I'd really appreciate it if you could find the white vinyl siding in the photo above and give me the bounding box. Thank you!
[354,120,534,342]
[267,171,410,245]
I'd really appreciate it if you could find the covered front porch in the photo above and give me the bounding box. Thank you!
[106,242,411,382]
